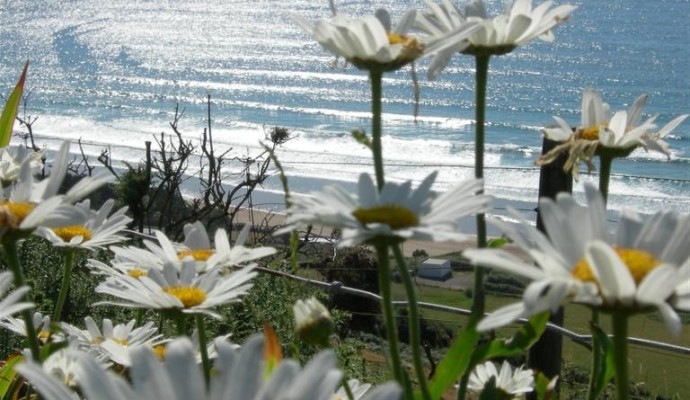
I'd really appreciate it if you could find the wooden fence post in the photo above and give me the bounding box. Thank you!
[142,140,152,234]
[527,137,572,398]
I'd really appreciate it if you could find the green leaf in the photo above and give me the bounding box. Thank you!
[590,322,616,397]
[0,61,28,147]
[422,320,480,399]
[535,372,559,400]
[0,354,23,399]
[473,312,550,363]
[351,128,372,149]
[488,236,509,249]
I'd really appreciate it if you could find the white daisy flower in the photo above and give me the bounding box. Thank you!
[0,271,33,320]
[17,335,402,400]
[23,142,113,206]
[294,7,480,72]
[0,141,113,238]
[94,258,257,319]
[640,114,689,157]
[294,297,334,347]
[61,317,166,366]
[672,260,690,313]
[464,183,690,334]
[140,329,235,364]
[538,89,688,177]
[98,241,169,279]
[109,223,275,274]
[36,199,131,250]
[87,256,158,282]
[335,379,373,400]
[417,0,576,77]
[0,145,42,187]
[19,343,108,394]
[468,361,534,398]
[179,222,276,273]
[284,172,490,247]
[0,311,60,343]
[38,346,84,389]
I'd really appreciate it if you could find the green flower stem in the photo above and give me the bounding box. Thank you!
[2,238,41,361]
[471,54,491,317]
[586,310,602,400]
[374,243,407,393]
[456,374,469,400]
[369,69,386,190]
[341,378,356,400]
[586,154,613,400]
[458,52,491,400]
[392,245,431,400]
[195,314,211,387]
[52,248,76,323]
[612,313,630,400]
[135,308,144,326]
[598,155,614,204]
[176,313,188,336]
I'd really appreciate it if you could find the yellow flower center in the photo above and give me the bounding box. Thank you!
[52,225,93,242]
[387,33,423,58]
[578,124,607,141]
[163,286,207,308]
[153,344,167,360]
[178,249,214,261]
[38,331,51,342]
[91,336,105,345]
[352,204,419,230]
[571,247,661,285]
[113,338,129,346]
[0,201,35,227]
[127,268,148,279]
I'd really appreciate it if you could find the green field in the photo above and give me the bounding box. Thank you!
[391,278,690,399]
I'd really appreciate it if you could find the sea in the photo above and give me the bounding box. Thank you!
[1,0,688,224]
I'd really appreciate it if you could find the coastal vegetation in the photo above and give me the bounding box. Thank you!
[0,1,688,400]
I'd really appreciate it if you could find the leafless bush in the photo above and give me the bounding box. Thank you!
[98,95,290,241]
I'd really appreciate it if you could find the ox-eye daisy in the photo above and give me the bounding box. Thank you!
[0,271,32,320]
[0,145,42,187]
[87,257,158,282]
[464,183,690,334]
[95,258,256,319]
[37,199,131,250]
[336,379,374,400]
[284,172,490,247]
[293,297,333,347]
[0,142,112,239]
[0,311,59,343]
[468,361,534,399]
[17,335,402,400]
[538,89,688,177]
[294,7,480,72]
[177,222,276,272]
[111,222,275,274]
[61,317,166,366]
[416,0,576,77]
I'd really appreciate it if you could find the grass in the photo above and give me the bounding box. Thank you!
[391,274,690,399]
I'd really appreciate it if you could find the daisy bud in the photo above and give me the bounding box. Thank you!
[293,297,334,348]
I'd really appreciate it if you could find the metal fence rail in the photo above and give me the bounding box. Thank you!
[123,229,690,356]
[255,266,690,356]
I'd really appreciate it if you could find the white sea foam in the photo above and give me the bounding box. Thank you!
[3,0,689,221]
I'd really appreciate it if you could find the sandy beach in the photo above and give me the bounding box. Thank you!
[231,189,527,259]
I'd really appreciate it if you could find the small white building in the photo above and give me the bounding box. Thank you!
[417,258,452,281]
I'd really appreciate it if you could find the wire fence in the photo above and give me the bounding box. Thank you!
[278,159,690,184]
[123,228,690,357]
[254,266,690,356]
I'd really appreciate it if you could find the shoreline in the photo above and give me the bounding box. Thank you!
[231,188,529,259]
